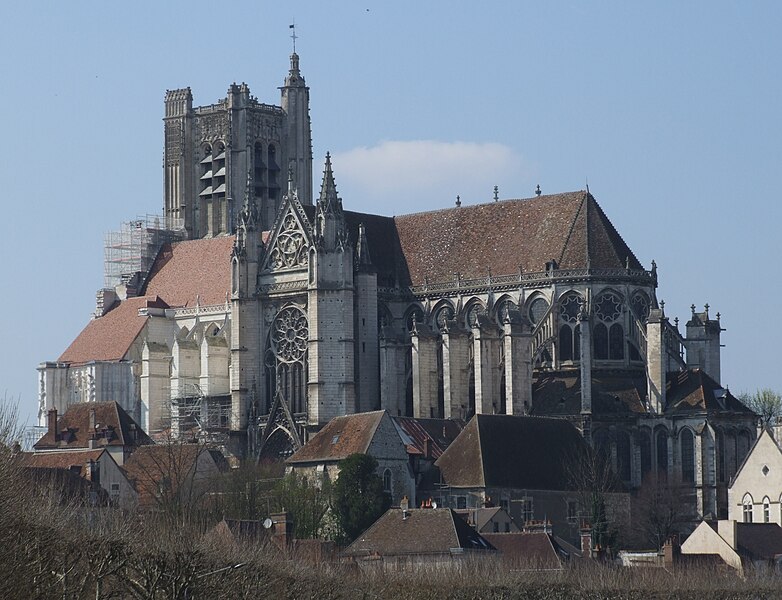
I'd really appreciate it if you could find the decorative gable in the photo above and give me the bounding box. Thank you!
[261,197,313,273]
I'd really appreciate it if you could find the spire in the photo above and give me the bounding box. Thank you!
[318,152,340,213]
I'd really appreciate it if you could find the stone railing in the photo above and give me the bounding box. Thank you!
[257,279,308,295]
[630,313,648,358]
[169,303,230,318]
[403,267,654,299]
[664,320,687,369]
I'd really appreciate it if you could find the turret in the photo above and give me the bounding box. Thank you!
[685,304,723,383]
[280,52,313,205]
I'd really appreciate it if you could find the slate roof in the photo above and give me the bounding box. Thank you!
[58,296,155,364]
[286,411,387,465]
[665,369,753,415]
[33,401,152,451]
[143,236,235,307]
[734,523,782,561]
[391,416,465,459]
[343,508,495,557]
[433,415,588,490]
[482,532,566,567]
[532,369,648,417]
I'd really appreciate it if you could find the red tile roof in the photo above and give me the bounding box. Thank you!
[58,296,152,364]
[343,508,495,557]
[481,532,564,568]
[287,411,386,464]
[666,369,753,414]
[143,236,235,307]
[20,449,107,477]
[391,416,465,460]
[33,401,152,450]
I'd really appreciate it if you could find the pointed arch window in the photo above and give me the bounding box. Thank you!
[265,305,308,415]
[593,291,625,361]
[558,293,583,363]
[681,429,695,483]
[743,494,754,523]
[763,497,771,523]
[383,469,392,494]
[656,430,669,475]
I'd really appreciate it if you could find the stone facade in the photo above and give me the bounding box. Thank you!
[728,429,782,525]
[39,51,757,521]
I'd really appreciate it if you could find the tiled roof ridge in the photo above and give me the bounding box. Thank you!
[587,193,643,269]
[392,191,585,220]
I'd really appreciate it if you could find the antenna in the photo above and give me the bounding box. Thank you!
[289,20,297,53]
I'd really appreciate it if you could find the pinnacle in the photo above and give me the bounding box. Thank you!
[319,152,339,207]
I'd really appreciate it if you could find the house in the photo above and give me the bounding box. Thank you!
[20,448,136,508]
[33,402,152,466]
[286,411,414,505]
[455,506,520,534]
[419,414,630,547]
[122,443,224,512]
[681,520,782,572]
[728,428,782,524]
[342,507,495,569]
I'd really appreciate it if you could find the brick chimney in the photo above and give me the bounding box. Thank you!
[270,511,293,546]
[423,436,432,460]
[47,408,58,442]
[580,523,593,559]
[662,536,680,568]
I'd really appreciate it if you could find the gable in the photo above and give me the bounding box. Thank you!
[730,430,782,499]
[261,197,313,274]
[286,411,386,464]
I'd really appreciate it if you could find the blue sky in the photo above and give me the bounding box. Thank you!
[2,1,780,425]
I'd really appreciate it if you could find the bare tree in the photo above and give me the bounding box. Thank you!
[632,472,692,550]
[739,389,782,428]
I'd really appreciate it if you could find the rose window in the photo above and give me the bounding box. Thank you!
[528,297,549,325]
[269,213,308,270]
[594,293,622,322]
[271,306,308,363]
[631,293,650,322]
[559,294,584,323]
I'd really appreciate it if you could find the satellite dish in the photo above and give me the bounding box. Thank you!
[263,518,273,529]
[431,501,438,509]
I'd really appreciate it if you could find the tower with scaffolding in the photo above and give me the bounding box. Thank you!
[103,215,185,290]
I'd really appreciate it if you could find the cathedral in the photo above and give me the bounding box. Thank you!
[38,51,756,519]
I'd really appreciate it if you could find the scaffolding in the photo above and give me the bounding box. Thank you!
[170,384,232,444]
[103,214,185,289]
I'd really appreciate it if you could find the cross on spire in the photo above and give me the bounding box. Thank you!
[289,20,297,53]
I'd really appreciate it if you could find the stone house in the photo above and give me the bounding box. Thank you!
[681,520,782,572]
[20,448,137,508]
[455,507,520,534]
[285,411,414,506]
[728,428,782,524]
[420,414,630,547]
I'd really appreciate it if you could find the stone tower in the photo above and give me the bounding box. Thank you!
[163,54,313,238]
[307,155,356,428]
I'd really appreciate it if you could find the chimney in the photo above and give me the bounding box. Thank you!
[662,536,680,568]
[270,511,293,546]
[717,520,737,550]
[47,408,59,442]
[89,408,97,432]
[423,436,433,460]
[86,459,100,487]
[580,524,593,559]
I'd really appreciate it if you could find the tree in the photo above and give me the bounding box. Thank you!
[272,471,332,539]
[332,453,390,544]
[632,472,692,550]
[739,389,782,428]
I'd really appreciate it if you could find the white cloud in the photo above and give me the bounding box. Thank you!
[330,140,532,215]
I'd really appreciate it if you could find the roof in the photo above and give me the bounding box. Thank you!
[391,192,641,287]
[143,236,235,307]
[286,411,387,464]
[532,369,648,417]
[391,416,465,459]
[481,532,565,568]
[20,448,107,477]
[58,296,154,364]
[666,369,754,414]
[122,443,220,508]
[343,508,495,557]
[33,401,152,451]
[433,415,588,490]
[735,523,782,561]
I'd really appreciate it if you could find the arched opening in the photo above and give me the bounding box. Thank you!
[763,497,771,523]
[594,323,608,360]
[656,429,669,476]
[743,494,754,523]
[383,469,392,494]
[617,431,632,482]
[681,429,695,483]
[639,431,652,480]
[609,324,624,360]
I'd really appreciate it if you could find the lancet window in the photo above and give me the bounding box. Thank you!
[593,291,624,361]
[558,292,583,362]
[264,305,308,414]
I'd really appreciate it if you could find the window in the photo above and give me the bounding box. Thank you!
[593,292,624,360]
[383,469,392,494]
[500,498,509,512]
[456,496,467,510]
[764,498,771,523]
[617,431,632,482]
[743,495,754,523]
[656,430,669,474]
[504,522,510,533]
[110,483,120,501]
[567,500,578,524]
[681,429,695,483]
[558,293,583,362]
[493,521,499,533]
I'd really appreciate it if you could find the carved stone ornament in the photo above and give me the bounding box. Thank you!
[271,306,308,364]
[269,213,308,270]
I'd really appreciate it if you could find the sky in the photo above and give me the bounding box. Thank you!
[2,1,780,426]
